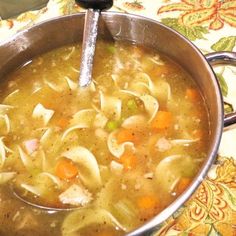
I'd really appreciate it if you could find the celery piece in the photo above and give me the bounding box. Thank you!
[127,99,138,111]
[29,168,41,177]
[113,198,138,222]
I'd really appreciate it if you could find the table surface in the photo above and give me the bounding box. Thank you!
[0,0,236,235]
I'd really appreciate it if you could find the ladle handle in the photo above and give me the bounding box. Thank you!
[75,0,113,87]
[205,51,236,66]
[79,9,100,87]
[75,0,113,10]
[205,51,236,128]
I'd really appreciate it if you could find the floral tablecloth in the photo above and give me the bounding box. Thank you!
[0,0,236,235]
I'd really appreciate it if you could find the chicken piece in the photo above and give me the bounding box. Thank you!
[59,184,92,206]
[155,137,172,152]
[23,139,39,154]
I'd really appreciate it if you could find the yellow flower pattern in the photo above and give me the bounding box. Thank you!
[158,0,236,30]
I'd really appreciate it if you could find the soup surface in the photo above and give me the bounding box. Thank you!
[0,41,209,235]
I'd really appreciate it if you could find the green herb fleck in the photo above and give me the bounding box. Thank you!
[107,45,116,54]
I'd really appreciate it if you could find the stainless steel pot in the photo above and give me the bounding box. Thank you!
[0,12,236,236]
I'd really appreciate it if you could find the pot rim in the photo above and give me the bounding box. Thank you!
[0,12,224,235]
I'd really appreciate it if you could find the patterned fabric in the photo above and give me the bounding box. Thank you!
[0,0,236,235]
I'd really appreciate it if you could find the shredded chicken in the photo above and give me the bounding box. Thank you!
[23,139,39,154]
[155,137,172,152]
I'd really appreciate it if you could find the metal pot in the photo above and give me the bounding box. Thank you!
[0,12,236,236]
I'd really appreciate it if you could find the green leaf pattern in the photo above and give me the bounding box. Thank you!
[224,102,234,114]
[221,185,236,211]
[216,73,228,97]
[161,17,208,41]
[207,225,222,236]
[211,36,236,52]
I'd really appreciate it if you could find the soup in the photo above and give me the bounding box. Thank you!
[0,41,209,235]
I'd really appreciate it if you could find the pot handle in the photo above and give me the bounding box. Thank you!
[205,51,236,127]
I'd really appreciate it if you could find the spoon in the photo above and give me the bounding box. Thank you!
[76,0,113,87]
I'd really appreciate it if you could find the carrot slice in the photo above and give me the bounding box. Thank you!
[116,128,139,144]
[137,195,158,210]
[151,111,172,130]
[119,152,137,170]
[186,88,200,102]
[57,117,69,129]
[55,158,78,180]
[176,177,192,195]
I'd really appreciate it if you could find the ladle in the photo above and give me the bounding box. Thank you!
[12,185,76,212]
[13,0,113,211]
[76,0,113,87]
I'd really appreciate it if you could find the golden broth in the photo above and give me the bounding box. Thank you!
[0,41,209,235]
